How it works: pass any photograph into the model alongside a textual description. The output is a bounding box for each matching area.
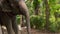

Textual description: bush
[49,16,58,32]
[30,15,45,29]
[16,15,60,32]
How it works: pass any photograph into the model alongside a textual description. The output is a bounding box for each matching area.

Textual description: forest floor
[2,26,60,34]
[20,27,60,34]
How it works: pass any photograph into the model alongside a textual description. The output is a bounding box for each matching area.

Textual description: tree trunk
[44,0,50,30]
[35,7,40,15]
[33,0,40,15]
[34,5,40,15]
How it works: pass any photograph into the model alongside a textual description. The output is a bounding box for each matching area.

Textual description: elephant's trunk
[25,11,31,34]
[18,0,31,34]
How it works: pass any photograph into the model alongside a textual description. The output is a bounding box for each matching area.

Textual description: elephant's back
[0,0,20,12]
[0,0,12,12]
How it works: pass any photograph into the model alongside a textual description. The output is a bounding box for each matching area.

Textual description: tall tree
[44,0,50,30]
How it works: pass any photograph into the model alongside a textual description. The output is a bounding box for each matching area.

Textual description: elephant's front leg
[0,25,2,34]
[11,16,19,34]
[1,14,14,34]
[6,18,14,34]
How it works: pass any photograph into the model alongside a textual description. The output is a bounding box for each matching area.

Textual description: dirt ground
[20,28,60,34]
[2,27,60,34]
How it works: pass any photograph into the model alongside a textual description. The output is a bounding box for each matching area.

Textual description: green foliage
[33,0,41,9]
[16,15,20,24]
[26,0,34,15]
[30,15,45,29]
[49,16,55,22]
[49,16,60,32]
[49,22,58,32]
[49,0,56,5]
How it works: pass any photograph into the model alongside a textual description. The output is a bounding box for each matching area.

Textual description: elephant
[7,0,31,33]
[0,0,31,34]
